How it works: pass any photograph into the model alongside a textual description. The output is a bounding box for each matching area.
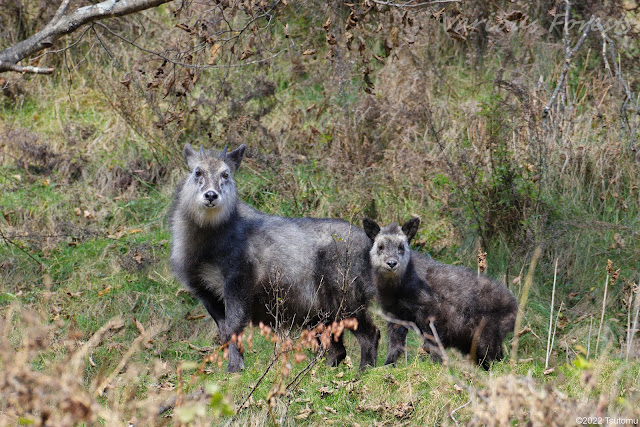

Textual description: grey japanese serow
[362,217,517,369]
[170,144,380,372]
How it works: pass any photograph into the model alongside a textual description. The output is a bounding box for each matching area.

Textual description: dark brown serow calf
[363,217,518,369]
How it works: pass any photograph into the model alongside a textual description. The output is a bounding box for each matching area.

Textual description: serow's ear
[183,144,198,169]
[401,217,420,242]
[362,217,381,241]
[225,144,246,172]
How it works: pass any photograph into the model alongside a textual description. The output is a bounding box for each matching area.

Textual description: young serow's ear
[225,144,246,172]
[362,217,381,241]
[401,217,420,242]
[183,144,198,169]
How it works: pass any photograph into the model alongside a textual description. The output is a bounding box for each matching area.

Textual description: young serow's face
[363,217,421,278]
[372,233,410,275]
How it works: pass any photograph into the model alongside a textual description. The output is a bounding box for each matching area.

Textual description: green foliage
[448,92,544,246]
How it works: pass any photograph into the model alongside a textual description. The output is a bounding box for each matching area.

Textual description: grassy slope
[1,3,640,425]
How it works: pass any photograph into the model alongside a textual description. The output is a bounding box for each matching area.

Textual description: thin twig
[450,399,471,427]
[156,389,205,415]
[627,282,639,361]
[0,61,54,74]
[545,258,558,369]
[595,273,610,356]
[69,316,125,375]
[428,317,449,366]
[94,323,165,397]
[511,247,542,364]
[286,350,325,392]
[48,0,74,28]
[587,315,593,358]
[238,349,281,410]
[375,310,422,336]
[549,301,564,364]
[543,14,595,115]
[0,226,44,266]
[372,0,461,7]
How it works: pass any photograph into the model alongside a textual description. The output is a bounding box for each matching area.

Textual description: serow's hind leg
[326,334,347,367]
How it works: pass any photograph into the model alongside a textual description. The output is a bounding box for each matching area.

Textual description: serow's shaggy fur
[169,144,379,372]
[363,217,517,369]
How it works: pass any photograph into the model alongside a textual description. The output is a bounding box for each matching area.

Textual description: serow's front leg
[384,323,408,365]
[222,291,249,373]
[352,311,380,370]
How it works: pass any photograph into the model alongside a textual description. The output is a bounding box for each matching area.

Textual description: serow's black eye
[195,168,202,177]
[221,171,229,180]
[378,243,385,251]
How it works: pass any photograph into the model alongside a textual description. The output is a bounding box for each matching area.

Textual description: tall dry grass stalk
[596,260,620,356]
[549,301,564,366]
[595,273,610,356]
[511,246,542,365]
[587,316,593,359]
[627,281,639,361]
[545,258,558,369]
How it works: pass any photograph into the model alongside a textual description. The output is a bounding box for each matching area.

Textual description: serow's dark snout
[204,191,218,202]
[386,260,398,269]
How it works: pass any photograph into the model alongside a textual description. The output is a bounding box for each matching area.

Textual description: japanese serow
[169,144,379,372]
[363,217,517,369]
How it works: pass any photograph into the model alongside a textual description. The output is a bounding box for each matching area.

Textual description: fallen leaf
[318,386,334,397]
[239,47,254,60]
[302,49,317,55]
[344,355,353,368]
[324,406,337,414]
[323,16,332,31]
[98,287,112,296]
[543,367,555,375]
[188,343,214,352]
[208,43,222,65]
[133,251,144,265]
[185,313,207,321]
[134,318,145,334]
[295,405,314,420]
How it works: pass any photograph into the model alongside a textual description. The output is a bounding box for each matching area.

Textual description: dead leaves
[357,400,414,420]
[294,405,314,419]
[318,385,334,398]
[207,43,222,65]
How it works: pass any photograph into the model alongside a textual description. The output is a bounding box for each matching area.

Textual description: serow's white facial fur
[180,156,237,228]
[370,230,410,278]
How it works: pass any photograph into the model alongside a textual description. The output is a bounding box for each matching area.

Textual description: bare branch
[0,0,176,75]
[543,15,595,116]
[0,61,55,75]
[371,0,461,7]
[49,0,74,28]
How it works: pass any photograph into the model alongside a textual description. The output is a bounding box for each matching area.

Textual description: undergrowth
[1,0,640,425]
